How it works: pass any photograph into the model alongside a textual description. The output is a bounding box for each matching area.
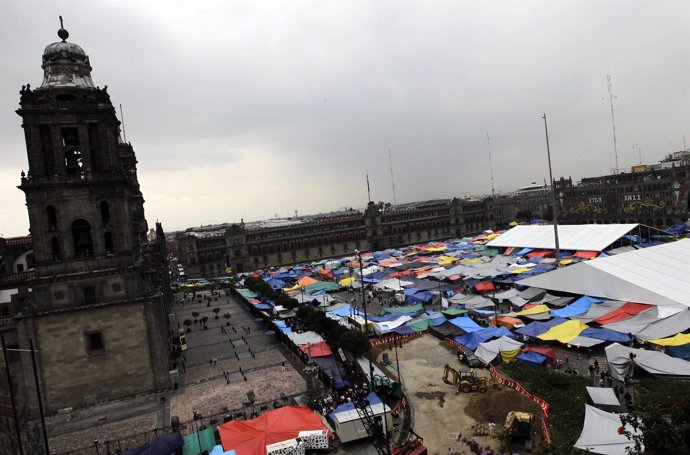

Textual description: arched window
[100,202,110,225]
[46,206,58,231]
[71,219,93,256]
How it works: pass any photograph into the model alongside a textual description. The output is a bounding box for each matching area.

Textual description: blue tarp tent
[312,355,349,389]
[551,296,602,318]
[666,343,690,360]
[426,311,446,326]
[455,327,515,350]
[448,316,482,333]
[123,433,184,455]
[517,351,548,366]
[329,393,382,421]
[264,277,286,289]
[328,305,363,318]
[515,317,567,338]
[209,446,236,455]
[580,327,631,343]
[407,291,435,305]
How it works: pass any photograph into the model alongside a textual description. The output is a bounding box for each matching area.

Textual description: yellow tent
[509,267,532,275]
[559,259,574,266]
[500,348,522,363]
[339,277,356,287]
[538,320,589,344]
[485,233,500,240]
[515,304,550,316]
[460,258,484,265]
[649,333,690,346]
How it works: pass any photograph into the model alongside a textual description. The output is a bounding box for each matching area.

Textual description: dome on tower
[39,23,95,89]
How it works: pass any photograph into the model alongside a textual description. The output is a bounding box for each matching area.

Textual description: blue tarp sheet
[517,351,547,366]
[407,291,435,305]
[580,327,631,343]
[551,296,602,318]
[455,327,515,350]
[312,355,349,389]
[329,393,382,421]
[448,316,482,333]
[328,305,362,318]
[515,317,567,337]
[666,343,690,360]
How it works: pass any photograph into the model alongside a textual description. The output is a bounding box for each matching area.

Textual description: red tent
[594,302,653,325]
[522,346,557,361]
[299,341,333,358]
[220,406,331,455]
[475,282,495,292]
[574,251,599,259]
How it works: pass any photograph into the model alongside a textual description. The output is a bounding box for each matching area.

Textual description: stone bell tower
[14,20,171,412]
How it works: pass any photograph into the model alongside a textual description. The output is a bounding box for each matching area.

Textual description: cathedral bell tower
[15,21,171,412]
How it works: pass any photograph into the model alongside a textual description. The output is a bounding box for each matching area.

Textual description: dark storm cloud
[1,1,688,235]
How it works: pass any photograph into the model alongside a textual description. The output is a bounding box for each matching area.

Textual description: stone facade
[7,25,172,415]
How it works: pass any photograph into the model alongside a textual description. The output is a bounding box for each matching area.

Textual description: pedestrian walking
[281,361,286,372]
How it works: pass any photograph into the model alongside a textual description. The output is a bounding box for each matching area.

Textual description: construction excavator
[503,411,534,452]
[442,364,488,393]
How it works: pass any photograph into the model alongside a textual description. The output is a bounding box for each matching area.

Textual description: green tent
[442,308,469,318]
[303,281,340,294]
[237,288,259,299]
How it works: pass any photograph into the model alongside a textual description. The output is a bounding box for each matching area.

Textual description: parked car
[457,347,483,368]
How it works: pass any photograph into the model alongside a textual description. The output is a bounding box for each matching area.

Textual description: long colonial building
[176,152,690,277]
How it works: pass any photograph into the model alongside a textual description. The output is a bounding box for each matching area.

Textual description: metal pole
[28,338,49,455]
[355,250,375,383]
[394,340,401,380]
[542,114,561,262]
[1,333,24,455]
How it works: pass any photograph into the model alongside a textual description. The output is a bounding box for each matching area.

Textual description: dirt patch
[464,388,544,424]
[414,390,446,408]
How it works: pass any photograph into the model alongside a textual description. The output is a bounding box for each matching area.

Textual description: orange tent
[220,406,331,455]
[492,316,524,329]
[297,276,318,287]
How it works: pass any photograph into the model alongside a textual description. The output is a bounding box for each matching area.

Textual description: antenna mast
[607,74,619,173]
[487,133,495,197]
[119,104,128,143]
[388,150,397,207]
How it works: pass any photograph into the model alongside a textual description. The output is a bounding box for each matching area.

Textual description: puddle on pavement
[414,390,446,407]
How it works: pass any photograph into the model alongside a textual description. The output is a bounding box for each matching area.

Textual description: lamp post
[542,113,561,262]
[355,249,375,383]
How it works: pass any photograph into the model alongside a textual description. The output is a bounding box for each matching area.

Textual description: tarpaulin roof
[518,239,690,307]
[595,302,653,325]
[586,387,621,407]
[568,336,606,348]
[522,346,557,360]
[311,356,348,389]
[300,341,333,358]
[487,224,641,251]
[491,316,524,329]
[571,300,627,323]
[580,327,631,343]
[574,404,641,455]
[517,351,547,365]
[448,294,494,309]
[210,446,237,455]
[219,406,330,455]
[538,320,588,344]
[329,393,389,424]
[515,317,568,337]
[633,308,690,341]
[455,327,515,350]
[515,304,550,316]
[649,332,690,346]
[380,304,423,314]
[605,343,690,381]
[448,316,483,333]
[474,336,523,365]
[551,296,602,318]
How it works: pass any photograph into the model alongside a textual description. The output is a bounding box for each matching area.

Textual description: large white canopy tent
[486,224,647,251]
[574,404,641,455]
[517,239,690,308]
[605,343,690,381]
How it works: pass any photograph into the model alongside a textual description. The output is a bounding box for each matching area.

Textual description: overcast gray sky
[2,1,689,237]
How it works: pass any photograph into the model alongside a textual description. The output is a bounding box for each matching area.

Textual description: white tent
[487,224,641,251]
[572,300,627,323]
[448,293,494,309]
[474,336,523,365]
[574,404,641,454]
[287,331,324,346]
[517,239,690,307]
[586,387,621,407]
[605,343,690,381]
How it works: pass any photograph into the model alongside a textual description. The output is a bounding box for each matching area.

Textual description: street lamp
[354,249,375,383]
[542,114,561,262]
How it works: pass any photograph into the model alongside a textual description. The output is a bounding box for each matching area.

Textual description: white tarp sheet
[373,316,413,336]
[487,224,640,251]
[586,387,621,407]
[448,293,494,309]
[518,239,690,307]
[572,300,627,323]
[574,404,641,454]
[605,343,690,381]
[474,336,523,365]
[287,331,324,346]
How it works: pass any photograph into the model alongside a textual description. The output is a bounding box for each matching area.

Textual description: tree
[213,307,220,319]
[339,329,370,357]
[619,396,690,454]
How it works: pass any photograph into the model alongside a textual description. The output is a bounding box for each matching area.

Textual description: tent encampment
[605,343,690,381]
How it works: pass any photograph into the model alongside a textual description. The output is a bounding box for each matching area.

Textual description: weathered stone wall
[35,302,154,411]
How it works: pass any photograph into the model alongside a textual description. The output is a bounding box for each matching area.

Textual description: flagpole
[542,114,561,262]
